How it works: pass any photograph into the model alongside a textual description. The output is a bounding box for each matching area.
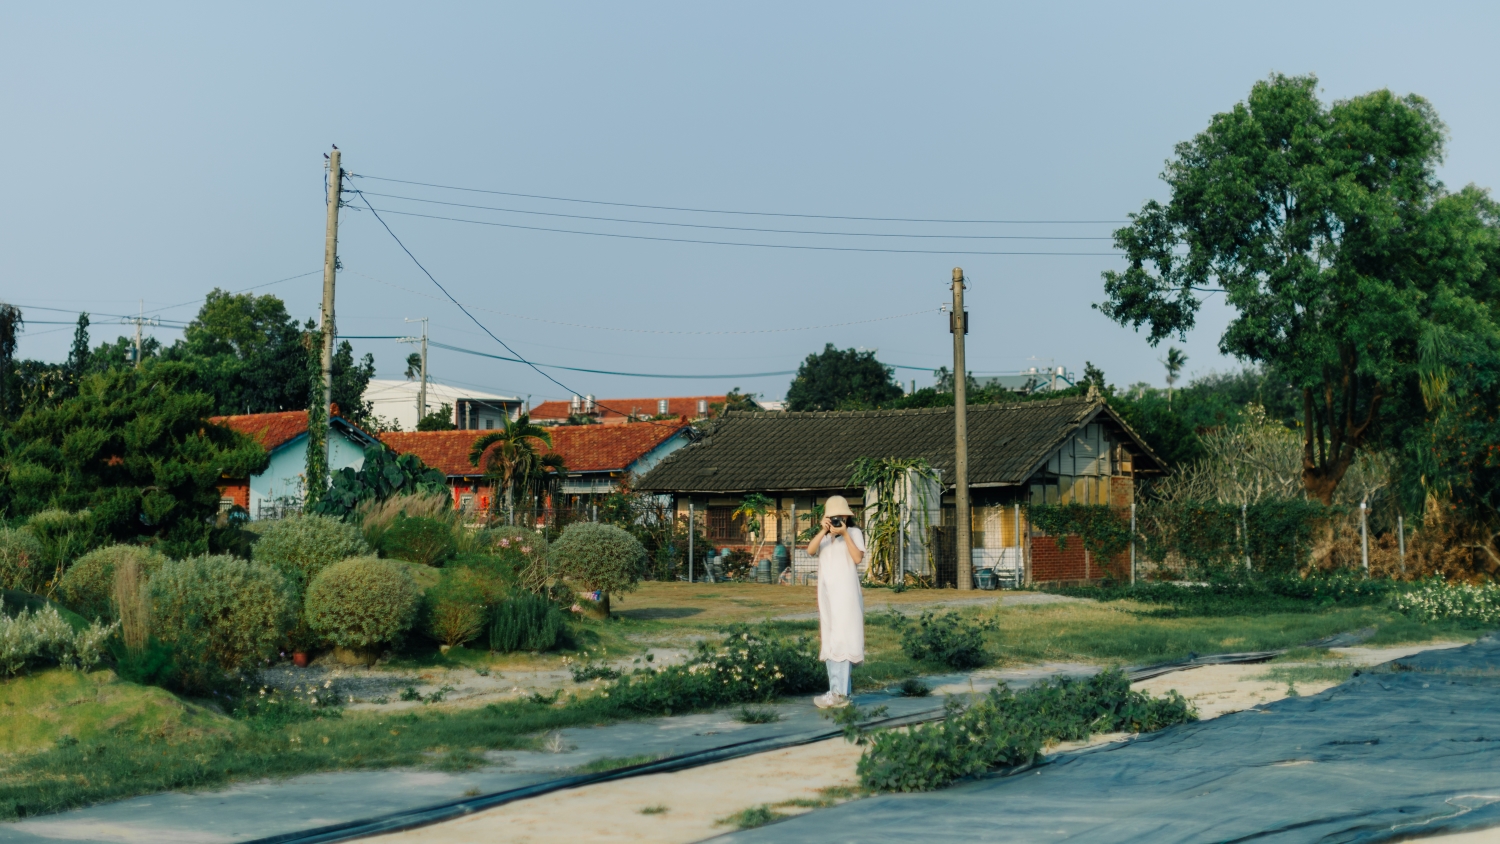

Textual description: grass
[736,707,782,724]
[639,804,668,815]
[0,580,1482,820]
[572,753,662,774]
[716,804,785,829]
[1255,664,1357,685]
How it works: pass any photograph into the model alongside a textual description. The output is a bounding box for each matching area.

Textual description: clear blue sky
[4,3,1497,406]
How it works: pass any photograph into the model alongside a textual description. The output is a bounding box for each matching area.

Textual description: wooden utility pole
[952,268,972,591]
[318,148,342,491]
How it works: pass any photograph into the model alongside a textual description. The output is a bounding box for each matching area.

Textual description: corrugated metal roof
[635,397,1165,493]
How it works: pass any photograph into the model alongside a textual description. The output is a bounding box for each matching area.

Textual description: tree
[417,402,456,431]
[786,344,903,411]
[166,290,309,416]
[0,301,23,416]
[0,363,268,554]
[404,353,423,380]
[1098,74,1497,504]
[1161,347,1187,405]
[711,387,762,416]
[468,414,553,519]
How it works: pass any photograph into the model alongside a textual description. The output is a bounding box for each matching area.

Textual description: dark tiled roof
[635,397,1165,493]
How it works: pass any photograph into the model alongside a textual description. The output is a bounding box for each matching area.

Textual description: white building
[364,379,524,432]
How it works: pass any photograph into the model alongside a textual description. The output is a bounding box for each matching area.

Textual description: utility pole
[123,301,159,369]
[400,317,429,424]
[315,147,342,497]
[951,268,972,591]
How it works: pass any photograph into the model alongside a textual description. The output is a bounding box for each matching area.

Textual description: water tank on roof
[570,395,582,414]
[658,399,669,415]
[584,395,596,413]
[697,399,708,416]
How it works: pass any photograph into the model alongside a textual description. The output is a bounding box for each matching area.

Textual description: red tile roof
[380,422,688,477]
[211,410,309,451]
[530,395,726,424]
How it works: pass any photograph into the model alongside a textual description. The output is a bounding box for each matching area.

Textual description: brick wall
[1029,535,1129,583]
[1110,475,1134,509]
[217,480,249,510]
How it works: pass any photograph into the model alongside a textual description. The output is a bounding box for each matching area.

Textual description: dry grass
[113,557,149,651]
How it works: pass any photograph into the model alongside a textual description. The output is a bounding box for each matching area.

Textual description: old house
[634,396,1166,585]
[211,409,379,518]
[380,421,692,519]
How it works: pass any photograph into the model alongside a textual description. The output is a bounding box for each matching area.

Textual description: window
[484,419,495,430]
[708,507,744,541]
[219,497,235,512]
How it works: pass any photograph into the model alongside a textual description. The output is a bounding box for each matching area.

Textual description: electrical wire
[352,173,1128,225]
[351,204,1122,256]
[351,191,693,429]
[346,269,937,336]
[357,191,1115,241]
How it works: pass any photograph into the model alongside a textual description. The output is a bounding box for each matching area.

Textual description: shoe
[813,692,850,709]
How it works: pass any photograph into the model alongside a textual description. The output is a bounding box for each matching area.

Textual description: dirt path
[358,641,1468,844]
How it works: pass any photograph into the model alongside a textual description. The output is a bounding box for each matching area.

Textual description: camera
[829,516,846,528]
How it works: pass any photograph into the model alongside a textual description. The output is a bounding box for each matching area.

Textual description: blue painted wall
[249,430,367,519]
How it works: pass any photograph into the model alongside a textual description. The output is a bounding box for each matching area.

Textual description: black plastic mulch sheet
[724,635,1500,844]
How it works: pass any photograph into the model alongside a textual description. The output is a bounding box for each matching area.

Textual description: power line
[352,173,1127,225]
[347,268,938,336]
[351,203,1121,256]
[156,269,324,313]
[357,191,1115,241]
[351,192,688,430]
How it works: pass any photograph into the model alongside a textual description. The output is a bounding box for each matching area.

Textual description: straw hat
[824,495,855,518]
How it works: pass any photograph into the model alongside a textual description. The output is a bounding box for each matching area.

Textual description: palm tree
[1162,346,1188,406]
[469,413,553,524]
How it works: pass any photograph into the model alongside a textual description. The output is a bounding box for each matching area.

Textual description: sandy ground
[359,640,1471,844]
[364,738,866,844]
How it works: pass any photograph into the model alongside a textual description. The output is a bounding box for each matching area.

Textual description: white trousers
[826,659,852,696]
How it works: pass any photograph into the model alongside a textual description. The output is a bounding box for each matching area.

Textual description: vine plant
[849,457,940,585]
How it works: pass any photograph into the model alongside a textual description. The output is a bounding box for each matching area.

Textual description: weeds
[736,706,782,724]
[573,753,661,774]
[717,804,784,829]
[640,804,668,815]
[896,678,931,697]
[895,610,995,670]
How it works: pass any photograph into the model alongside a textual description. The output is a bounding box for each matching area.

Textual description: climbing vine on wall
[1029,504,1132,559]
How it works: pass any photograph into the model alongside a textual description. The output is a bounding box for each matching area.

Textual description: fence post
[1241,503,1250,572]
[1360,499,1370,576]
[1397,514,1406,574]
[1014,502,1021,587]
[1129,500,1137,586]
[688,497,695,584]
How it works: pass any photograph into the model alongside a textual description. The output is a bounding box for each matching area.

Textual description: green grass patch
[717,804,785,829]
[1255,664,1356,685]
[639,804,668,815]
[0,670,232,755]
[736,706,782,724]
[573,753,662,774]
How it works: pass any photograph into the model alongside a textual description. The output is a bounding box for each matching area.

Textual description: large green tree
[786,344,904,411]
[1099,74,1499,504]
[0,363,268,554]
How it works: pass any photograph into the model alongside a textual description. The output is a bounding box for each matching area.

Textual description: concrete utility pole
[952,268,972,591]
[401,317,429,423]
[320,148,342,484]
[123,301,159,369]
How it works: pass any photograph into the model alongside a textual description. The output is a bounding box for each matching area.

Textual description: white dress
[814,528,866,664]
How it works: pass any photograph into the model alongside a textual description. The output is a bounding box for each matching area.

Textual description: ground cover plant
[850,670,1196,792]
[1392,579,1500,625]
[891,609,995,670]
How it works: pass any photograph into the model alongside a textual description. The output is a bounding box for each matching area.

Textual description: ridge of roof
[719,396,1099,420]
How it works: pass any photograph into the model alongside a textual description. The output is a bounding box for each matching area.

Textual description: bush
[308,446,448,522]
[251,515,369,593]
[110,636,234,698]
[490,592,570,653]
[0,529,47,595]
[586,624,824,717]
[856,670,1195,792]
[355,492,454,553]
[895,610,995,670]
[423,567,501,648]
[149,555,296,671]
[1049,573,1401,618]
[22,510,102,586]
[56,544,166,622]
[1393,579,1500,624]
[0,597,115,677]
[380,515,458,567]
[305,556,421,650]
[549,522,645,610]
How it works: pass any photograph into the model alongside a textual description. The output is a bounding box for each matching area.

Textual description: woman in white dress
[805,495,865,708]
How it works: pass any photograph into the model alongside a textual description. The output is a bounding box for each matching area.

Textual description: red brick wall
[1110,475,1134,509]
[217,480,249,509]
[1029,535,1129,583]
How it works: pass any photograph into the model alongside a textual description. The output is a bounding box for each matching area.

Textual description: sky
[4,2,1498,411]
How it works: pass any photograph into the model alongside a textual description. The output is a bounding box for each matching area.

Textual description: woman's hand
[820,516,833,534]
[829,519,848,538]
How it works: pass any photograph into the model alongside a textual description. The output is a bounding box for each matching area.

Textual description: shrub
[355,492,454,552]
[1393,579,1500,624]
[308,446,448,522]
[0,529,47,594]
[895,610,995,670]
[856,670,1195,792]
[305,556,420,651]
[148,555,296,671]
[110,636,233,697]
[490,592,570,653]
[22,510,102,588]
[721,549,755,580]
[0,597,115,677]
[422,567,498,648]
[549,523,645,611]
[586,624,824,717]
[56,545,166,622]
[380,516,458,567]
[251,515,369,593]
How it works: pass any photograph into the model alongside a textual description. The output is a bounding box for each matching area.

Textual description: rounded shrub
[57,544,167,622]
[379,515,457,567]
[148,555,296,671]
[0,529,47,594]
[305,556,420,650]
[548,522,645,616]
[423,567,501,648]
[251,515,369,592]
